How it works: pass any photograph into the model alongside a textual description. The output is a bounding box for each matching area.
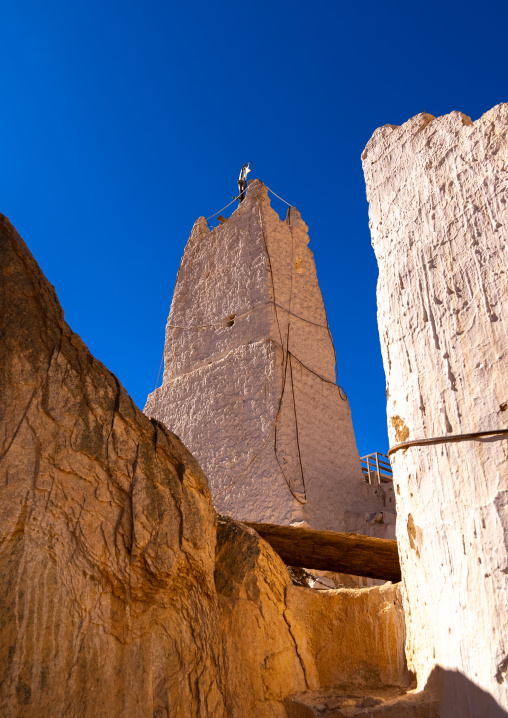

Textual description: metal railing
[360,452,393,485]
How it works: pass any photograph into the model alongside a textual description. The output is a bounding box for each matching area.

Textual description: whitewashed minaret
[145,180,393,533]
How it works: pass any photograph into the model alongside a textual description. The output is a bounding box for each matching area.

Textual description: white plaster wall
[363,104,508,711]
[146,180,389,533]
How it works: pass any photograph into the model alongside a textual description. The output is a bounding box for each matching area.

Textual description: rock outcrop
[145,179,394,536]
[363,103,508,713]
[0,213,226,716]
[0,214,408,716]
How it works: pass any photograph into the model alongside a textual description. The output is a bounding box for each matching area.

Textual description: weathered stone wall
[363,104,508,710]
[145,180,393,534]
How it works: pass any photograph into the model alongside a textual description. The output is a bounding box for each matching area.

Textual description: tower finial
[237,162,252,203]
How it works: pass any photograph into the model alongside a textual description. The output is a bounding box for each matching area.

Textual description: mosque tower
[145,179,394,535]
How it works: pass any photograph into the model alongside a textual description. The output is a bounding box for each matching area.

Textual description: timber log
[244,521,401,583]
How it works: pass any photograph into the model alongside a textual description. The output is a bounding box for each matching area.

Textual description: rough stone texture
[0,213,226,717]
[145,179,393,536]
[216,517,409,717]
[363,103,508,713]
[0,213,407,716]
[216,517,310,717]
[285,581,407,691]
[285,686,439,717]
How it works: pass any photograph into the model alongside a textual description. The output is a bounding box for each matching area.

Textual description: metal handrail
[360,452,393,485]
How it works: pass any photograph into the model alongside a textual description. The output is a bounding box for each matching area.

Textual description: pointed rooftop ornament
[237,162,252,202]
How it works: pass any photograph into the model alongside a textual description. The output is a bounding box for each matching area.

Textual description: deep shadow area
[428,665,508,718]
[285,665,508,717]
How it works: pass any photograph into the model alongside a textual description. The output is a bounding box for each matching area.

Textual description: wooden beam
[243,521,401,583]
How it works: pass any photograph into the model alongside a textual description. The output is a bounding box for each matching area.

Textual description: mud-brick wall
[146,180,389,533]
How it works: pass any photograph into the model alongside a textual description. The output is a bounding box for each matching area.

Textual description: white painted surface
[363,104,508,710]
[146,180,392,532]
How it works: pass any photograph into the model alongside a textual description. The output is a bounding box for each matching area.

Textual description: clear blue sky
[1,0,506,456]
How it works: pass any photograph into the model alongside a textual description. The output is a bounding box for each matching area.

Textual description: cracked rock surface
[0,213,226,716]
[363,103,508,711]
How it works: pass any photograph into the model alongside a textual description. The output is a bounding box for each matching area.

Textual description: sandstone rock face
[216,517,311,717]
[0,214,226,717]
[285,578,407,691]
[0,213,407,716]
[216,517,408,717]
[363,104,508,712]
[145,179,393,535]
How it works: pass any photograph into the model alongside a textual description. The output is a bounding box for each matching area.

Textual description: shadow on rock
[427,665,508,718]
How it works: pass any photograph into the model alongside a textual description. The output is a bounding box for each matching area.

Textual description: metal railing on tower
[360,453,393,485]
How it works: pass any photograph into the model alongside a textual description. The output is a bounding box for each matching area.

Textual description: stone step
[284,686,438,717]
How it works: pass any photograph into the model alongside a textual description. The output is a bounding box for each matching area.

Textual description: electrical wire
[388,429,508,456]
